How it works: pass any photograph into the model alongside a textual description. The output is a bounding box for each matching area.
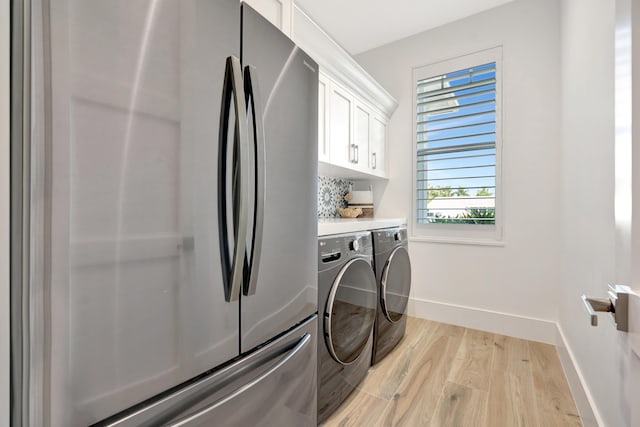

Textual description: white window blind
[416,62,497,225]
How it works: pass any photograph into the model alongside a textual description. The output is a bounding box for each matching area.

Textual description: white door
[623,158,640,425]
[616,1,640,425]
[631,302,640,427]
[625,137,640,426]
[627,80,640,427]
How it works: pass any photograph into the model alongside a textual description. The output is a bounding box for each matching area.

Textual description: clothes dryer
[371,226,412,365]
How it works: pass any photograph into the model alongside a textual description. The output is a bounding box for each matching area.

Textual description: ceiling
[295,0,516,55]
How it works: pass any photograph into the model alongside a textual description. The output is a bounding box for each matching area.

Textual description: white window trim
[411,46,503,244]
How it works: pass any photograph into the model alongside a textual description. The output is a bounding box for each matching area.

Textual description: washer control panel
[318,231,373,268]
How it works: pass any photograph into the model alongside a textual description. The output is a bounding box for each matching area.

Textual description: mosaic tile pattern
[318,176,353,217]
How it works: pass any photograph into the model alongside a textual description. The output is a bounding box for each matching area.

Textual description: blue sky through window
[416,62,497,223]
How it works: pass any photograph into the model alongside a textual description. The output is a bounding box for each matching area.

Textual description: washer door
[381,246,411,323]
[325,257,377,365]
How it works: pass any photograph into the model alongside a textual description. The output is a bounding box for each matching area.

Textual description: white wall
[557,0,629,426]
[356,0,562,342]
[1,0,10,425]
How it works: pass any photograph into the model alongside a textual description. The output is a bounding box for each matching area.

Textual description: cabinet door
[241,0,292,37]
[329,85,353,167]
[371,116,387,175]
[318,75,329,162]
[353,104,370,171]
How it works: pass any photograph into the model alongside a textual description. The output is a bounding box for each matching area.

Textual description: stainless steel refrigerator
[10,1,318,425]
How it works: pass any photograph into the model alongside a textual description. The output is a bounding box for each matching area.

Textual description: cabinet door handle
[354,145,359,164]
[372,152,377,169]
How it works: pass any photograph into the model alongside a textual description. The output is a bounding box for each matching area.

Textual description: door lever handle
[581,295,612,326]
[581,285,631,331]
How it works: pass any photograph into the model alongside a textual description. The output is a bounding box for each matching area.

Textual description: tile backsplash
[318,176,352,218]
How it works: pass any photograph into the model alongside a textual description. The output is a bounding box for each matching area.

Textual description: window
[413,48,502,241]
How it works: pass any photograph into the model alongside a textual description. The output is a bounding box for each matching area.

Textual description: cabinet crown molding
[293,4,398,118]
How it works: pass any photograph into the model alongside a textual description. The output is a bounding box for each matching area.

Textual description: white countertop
[318,217,407,236]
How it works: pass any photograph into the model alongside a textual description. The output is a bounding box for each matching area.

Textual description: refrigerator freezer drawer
[98,315,318,427]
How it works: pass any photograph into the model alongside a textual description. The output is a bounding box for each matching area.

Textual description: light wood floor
[323,317,582,427]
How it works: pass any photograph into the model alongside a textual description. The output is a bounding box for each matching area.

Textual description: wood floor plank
[528,341,582,426]
[321,388,392,427]
[448,328,495,391]
[357,342,412,400]
[432,321,467,339]
[486,369,539,427]
[430,381,488,427]
[404,316,438,346]
[492,334,532,377]
[358,318,437,399]
[383,323,464,426]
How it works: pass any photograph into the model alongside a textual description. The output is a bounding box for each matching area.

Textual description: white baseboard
[555,325,603,427]
[407,297,558,344]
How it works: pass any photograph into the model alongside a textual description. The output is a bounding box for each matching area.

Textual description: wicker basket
[337,207,363,218]
[348,203,374,218]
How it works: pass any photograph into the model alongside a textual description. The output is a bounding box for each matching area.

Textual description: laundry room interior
[4,0,640,426]
[311,0,640,425]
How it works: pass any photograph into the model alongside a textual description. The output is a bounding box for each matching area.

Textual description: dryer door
[381,246,411,323]
[324,257,377,365]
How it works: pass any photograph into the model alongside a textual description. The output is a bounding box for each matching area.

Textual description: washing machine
[371,226,412,365]
[317,231,378,423]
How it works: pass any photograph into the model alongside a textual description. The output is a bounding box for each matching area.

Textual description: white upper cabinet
[241,0,292,38]
[319,72,389,178]
[292,4,397,179]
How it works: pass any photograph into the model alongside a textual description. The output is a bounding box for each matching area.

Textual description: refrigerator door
[44,0,241,425]
[240,5,319,352]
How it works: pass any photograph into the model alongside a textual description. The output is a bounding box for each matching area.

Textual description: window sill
[409,235,505,247]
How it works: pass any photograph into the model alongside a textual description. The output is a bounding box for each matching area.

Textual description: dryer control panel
[374,227,407,247]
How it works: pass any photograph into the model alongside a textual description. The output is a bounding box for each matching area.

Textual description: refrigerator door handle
[243,65,265,296]
[218,56,249,302]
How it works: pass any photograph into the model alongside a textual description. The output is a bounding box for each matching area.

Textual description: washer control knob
[394,232,401,241]
[350,239,360,251]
